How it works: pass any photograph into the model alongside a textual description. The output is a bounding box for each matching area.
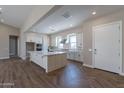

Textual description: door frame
[9,35,18,57]
[92,21,122,74]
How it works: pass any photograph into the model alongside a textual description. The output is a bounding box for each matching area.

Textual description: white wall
[21,5,54,32]
[20,5,54,59]
[50,26,83,47]
[0,23,20,59]
[82,10,124,73]
[50,9,124,73]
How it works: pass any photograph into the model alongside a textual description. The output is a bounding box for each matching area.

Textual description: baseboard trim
[119,72,124,76]
[0,57,10,60]
[83,64,93,68]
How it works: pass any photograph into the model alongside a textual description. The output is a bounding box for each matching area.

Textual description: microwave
[36,44,42,51]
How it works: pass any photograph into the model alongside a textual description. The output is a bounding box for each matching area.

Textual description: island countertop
[43,51,66,56]
[29,51,66,56]
[29,51,67,73]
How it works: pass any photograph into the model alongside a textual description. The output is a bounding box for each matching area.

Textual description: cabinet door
[76,32,83,49]
[35,35,42,43]
[74,51,79,61]
[33,53,39,65]
[30,53,34,61]
[79,51,83,62]
[57,54,65,68]
[35,54,42,66]
[48,55,56,70]
[67,52,71,59]
[61,54,67,66]
[42,56,47,69]
[77,52,82,62]
[69,51,75,60]
[67,52,70,59]
[76,51,83,62]
[27,33,35,42]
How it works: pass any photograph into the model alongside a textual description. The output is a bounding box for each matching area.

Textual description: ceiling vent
[62,12,71,19]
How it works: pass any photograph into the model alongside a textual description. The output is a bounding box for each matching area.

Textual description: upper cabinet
[26,33,35,42]
[35,35,42,43]
[26,33,42,43]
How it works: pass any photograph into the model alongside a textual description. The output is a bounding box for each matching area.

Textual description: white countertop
[29,51,66,56]
[43,51,66,56]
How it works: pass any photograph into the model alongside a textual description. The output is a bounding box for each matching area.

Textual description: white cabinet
[74,51,83,62]
[67,50,83,62]
[76,32,83,49]
[27,33,36,42]
[30,52,67,73]
[30,52,47,69]
[35,35,42,44]
[47,54,67,72]
[26,33,42,43]
[67,32,83,62]
[67,51,75,60]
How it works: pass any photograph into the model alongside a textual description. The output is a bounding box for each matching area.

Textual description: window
[68,33,77,49]
[55,36,63,49]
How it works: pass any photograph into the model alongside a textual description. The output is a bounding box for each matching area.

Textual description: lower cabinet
[30,53,47,68]
[47,54,67,72]
[67,50,83,62]
[67,51,73,60]
[30,52,67,73]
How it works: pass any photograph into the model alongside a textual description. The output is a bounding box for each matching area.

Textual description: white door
[93,22,121,73]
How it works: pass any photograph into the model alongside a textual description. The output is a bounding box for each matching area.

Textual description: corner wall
[82,10,124,73]
[0,23,20,59]
[50,27,83,46]
[19,5,55,60]
[50,9,124,73]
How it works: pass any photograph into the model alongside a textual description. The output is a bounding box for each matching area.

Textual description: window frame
[55,36,63,49]
[67,33,77,49]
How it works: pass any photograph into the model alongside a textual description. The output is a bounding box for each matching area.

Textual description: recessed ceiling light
[70,24,73,27]
[1,19,4,23]
[49,26,53,29]
[92,11,96,15]
[0,8,2,14]
[0,8,2,11]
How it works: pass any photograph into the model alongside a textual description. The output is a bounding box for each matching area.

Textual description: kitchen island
[29,51,67,73]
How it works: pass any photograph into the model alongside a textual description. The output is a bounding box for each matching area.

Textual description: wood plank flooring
[0,58,124,88]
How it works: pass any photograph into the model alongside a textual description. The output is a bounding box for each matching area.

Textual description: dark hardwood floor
[0,58,124,88]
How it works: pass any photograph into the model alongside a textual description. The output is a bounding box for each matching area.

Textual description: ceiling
[0,5,34,28]
[31,5,124,34]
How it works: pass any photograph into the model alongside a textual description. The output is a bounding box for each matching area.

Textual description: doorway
[92,21,122,74]
[9,36,18,58]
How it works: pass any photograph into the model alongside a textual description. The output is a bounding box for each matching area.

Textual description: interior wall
[50,26,83,46]
[20,6,54,60]
[50,9,124,73]
[0,23,20,59]
[82,10,124,73]
[21,5,54,32]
